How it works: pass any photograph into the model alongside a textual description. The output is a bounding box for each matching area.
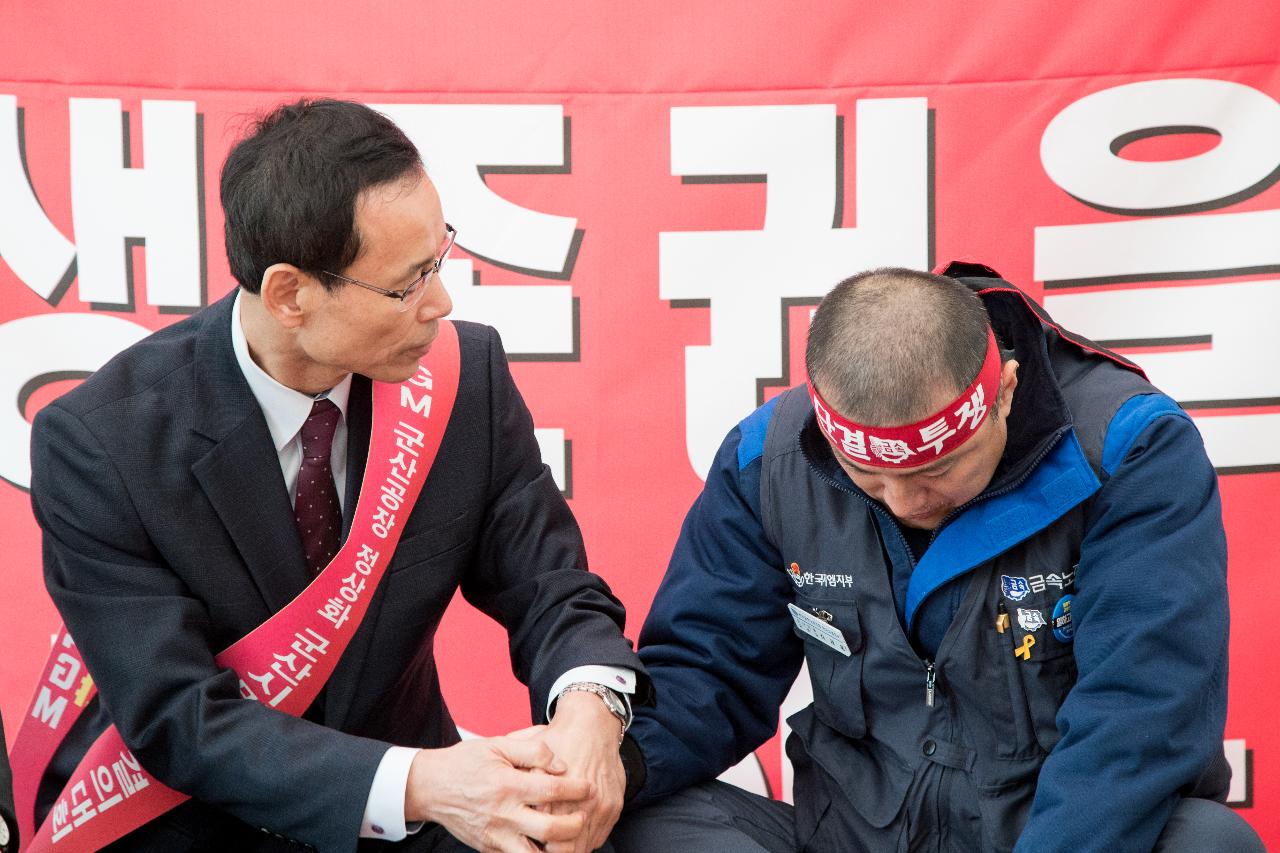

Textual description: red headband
[809,328,1001,469]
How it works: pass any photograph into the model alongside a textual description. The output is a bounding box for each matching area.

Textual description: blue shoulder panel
[1101,393,1189,476]
[904,430,1101,630]
[736,395,780,470]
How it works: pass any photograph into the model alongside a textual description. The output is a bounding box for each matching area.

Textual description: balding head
[805,268,994,426]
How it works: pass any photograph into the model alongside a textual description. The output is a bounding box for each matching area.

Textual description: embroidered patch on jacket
[1001,575,1031,601]
[1017,608,1047,632]
[787,562,854,589]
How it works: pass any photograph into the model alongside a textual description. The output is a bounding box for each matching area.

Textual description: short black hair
[805,267,994,425]
[220,98,423,293]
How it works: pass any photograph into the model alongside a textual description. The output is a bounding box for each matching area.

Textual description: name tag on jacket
[788,604,851,656]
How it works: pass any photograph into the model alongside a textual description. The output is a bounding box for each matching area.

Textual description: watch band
[556,681,631,740]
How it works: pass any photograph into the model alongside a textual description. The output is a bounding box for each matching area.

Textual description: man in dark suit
[30,99,648,853]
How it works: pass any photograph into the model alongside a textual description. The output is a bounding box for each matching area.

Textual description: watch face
[603,688,631,726]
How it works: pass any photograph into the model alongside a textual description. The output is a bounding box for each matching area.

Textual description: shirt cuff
[361,746,423,840]
[546,666,636,720]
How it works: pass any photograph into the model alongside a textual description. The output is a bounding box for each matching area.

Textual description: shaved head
[805,268,994,425]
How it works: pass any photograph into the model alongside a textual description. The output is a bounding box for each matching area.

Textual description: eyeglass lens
[397,226,455,312]
[398,272,430,312]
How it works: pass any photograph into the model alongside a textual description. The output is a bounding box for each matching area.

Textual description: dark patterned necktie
[295,398,342,575]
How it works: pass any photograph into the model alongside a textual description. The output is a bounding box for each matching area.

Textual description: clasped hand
[406,694,625,853]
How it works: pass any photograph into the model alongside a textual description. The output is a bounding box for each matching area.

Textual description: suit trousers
[100,800,626,853]
[612,782,795,853]
[611,780,1264,853]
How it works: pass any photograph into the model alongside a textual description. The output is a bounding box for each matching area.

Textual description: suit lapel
[342,375,372,538]
[189,293,312,616]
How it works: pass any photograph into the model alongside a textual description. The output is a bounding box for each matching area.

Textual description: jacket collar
[189,290,313,615]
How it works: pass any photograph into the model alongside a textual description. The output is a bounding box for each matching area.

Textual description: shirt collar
[231,291,352,452]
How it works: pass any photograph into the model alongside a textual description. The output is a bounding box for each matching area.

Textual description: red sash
[8,320,461,852]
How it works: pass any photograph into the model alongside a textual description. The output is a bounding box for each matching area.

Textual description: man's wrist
[404,748,438,825]
[554,682,631,738]
[545,666,636,722]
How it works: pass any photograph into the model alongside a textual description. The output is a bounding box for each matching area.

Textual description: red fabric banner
[0,2,1275,845]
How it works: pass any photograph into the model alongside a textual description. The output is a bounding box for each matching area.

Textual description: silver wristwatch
[557,681,632,737]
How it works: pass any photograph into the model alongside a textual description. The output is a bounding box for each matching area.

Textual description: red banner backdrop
[1,1,1276,846]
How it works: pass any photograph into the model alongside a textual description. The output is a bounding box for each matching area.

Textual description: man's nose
[416,271,453,321]
[880,479,928,517]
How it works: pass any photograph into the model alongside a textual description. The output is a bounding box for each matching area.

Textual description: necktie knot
[302,398,340,460]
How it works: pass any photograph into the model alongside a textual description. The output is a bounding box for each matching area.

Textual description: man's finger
[505,724,547,740]
[517,805,586,845]
[497,737,569,774]
[540,840,572,853]
[540,832,591,853]
[497,833,546,853]
[550,804,614,853]
[513,768,594,805]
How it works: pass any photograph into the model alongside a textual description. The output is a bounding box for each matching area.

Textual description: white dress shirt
[230,294,633,840]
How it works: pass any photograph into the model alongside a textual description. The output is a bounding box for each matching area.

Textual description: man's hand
[528,690,627,853]
[405,734,593,853]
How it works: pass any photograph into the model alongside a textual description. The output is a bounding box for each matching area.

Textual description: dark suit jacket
[30,292,647,852]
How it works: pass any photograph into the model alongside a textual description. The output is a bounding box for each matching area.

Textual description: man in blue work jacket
[612,264,1263,852]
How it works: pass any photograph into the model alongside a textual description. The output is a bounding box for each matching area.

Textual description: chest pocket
[995,585,1078,754]
[792,588,866,740]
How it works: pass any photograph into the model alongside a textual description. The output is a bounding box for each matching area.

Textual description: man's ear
[997,359,1019,420]
[259,263,311,329]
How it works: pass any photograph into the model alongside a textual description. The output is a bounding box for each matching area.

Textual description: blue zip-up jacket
[630,275,1230,852]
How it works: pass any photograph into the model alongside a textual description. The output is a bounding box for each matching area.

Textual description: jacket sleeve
[32,401,390,853]
[627,421,804,806]
[1016,399,1230,852]
[456,325,649,720]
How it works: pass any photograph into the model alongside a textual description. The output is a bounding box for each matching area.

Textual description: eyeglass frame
[319,223,457,310]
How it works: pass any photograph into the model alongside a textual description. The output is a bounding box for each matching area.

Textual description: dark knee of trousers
[1154,798,1265,853]
[613,781,795,853]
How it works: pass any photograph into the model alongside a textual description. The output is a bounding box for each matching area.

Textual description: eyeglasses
[321,224,457,312]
